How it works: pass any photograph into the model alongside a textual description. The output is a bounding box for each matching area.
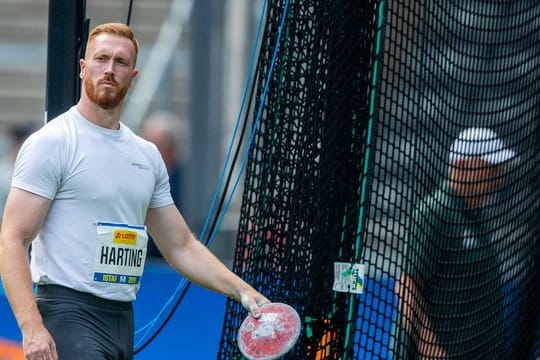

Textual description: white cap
[449,127,516,165]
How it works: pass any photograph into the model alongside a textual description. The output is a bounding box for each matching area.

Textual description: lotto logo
[113,230,138,245]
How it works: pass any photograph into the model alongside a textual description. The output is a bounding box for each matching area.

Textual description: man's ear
[129,68,139,88]
[79,58,86,78]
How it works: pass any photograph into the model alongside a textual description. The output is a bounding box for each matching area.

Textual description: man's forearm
[396,275,447,358]
[169,236,252,301]
[0,241,42,332]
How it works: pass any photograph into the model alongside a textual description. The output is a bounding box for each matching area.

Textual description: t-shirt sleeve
[11,129,63,200]
[148,144,175,209]
[404,196,441,279]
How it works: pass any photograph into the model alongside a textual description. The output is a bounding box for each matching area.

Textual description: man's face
[80,34,138,109]
[452,157,506,200]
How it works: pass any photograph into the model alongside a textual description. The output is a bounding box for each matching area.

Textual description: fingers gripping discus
[237,302,301,360]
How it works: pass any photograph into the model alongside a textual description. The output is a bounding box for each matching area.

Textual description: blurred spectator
[140,111,188,258]
[394,128,516,358]
[0,122,37,219]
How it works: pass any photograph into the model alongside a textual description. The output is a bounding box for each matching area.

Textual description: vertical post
[45,0,87,122]
[184,0,224,235]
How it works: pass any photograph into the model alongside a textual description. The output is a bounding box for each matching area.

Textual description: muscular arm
[145,205,269,315]
[0,187,57,359]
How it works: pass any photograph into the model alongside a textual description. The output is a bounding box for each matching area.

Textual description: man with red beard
[0,23,269,360]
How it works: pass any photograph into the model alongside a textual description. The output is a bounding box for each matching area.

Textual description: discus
[237,302,301,360]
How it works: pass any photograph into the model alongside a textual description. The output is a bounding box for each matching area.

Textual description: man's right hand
[22,323,58,360]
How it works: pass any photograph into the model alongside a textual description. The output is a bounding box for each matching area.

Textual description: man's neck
[75,99,122,130]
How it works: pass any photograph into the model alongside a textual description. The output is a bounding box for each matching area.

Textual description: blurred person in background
[394,127,516,359]
[0,122,36,220]
[140,111,188,258]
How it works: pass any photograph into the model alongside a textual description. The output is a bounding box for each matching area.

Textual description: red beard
[84,76,129,110]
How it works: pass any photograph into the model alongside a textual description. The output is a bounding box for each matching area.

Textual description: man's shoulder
[129,130,163,156]
[21,109,77,153]
[41,108,76,132]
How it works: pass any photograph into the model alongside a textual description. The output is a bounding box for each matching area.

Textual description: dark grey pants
[36,284,134,360]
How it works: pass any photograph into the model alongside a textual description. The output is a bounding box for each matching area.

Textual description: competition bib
[93,222,148,285]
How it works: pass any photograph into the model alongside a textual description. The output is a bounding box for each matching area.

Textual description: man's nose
[104,60,115,75]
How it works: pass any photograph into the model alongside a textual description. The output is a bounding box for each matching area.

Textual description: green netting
[217,1,540,359]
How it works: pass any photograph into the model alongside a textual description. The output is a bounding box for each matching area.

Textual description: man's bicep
[145,205,192,251]
[1,187,51,245]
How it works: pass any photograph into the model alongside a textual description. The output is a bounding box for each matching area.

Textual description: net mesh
[217,0,540,358]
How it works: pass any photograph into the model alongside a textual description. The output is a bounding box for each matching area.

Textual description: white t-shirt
[12,107,174,301]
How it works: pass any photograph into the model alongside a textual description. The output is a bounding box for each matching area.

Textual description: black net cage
[217,1,540,359]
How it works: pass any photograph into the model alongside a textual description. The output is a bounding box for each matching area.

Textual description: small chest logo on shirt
[462,229,478,249]
[132,162,150,170]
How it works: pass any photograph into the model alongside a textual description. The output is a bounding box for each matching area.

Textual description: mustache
[98,74,118,86]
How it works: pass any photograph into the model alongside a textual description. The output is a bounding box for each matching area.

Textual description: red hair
[85,23,139,65]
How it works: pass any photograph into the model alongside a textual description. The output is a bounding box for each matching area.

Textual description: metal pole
[184,0,224,234]
[45,0,87,122]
